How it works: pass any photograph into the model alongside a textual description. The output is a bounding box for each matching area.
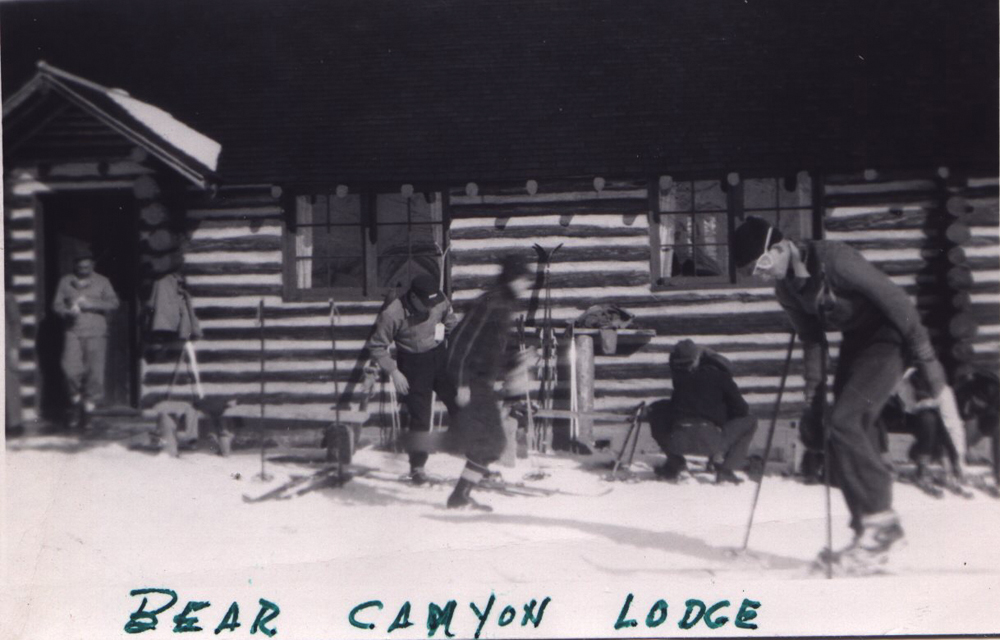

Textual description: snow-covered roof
[3,62,221,188]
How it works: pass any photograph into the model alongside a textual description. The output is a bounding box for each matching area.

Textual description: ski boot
[654,455,688,482]
[447,477,493,511]
[409,467,429,486]
[812,511,904,576]
[715,468,743,485]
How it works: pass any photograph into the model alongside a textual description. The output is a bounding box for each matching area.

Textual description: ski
[242,464,359,502]
[478,477,613,498]
[808,547,892,578]
[362,468,451,488]
[446,496,494,512]
[938,478,975,499]
[896,471,945,499]
[967,474,1000,498]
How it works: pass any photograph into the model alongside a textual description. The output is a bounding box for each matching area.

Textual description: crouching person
[444,255,532,510]
[650,340,758,484]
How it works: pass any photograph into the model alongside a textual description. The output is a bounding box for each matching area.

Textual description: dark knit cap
[498,254,530,284]
[409,274,443,304]
[670,339,701,367]
[732,216,783,268]
[73,248,95,263]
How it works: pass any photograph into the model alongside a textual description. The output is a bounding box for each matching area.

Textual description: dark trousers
[649,400,758,471]
[829,326,903,532]
[457,382,507,467]
[397,343,459,469]
[717,415,758,470]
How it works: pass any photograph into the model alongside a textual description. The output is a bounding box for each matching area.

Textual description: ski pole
[569,325,578,441]
[256,298,272,481]
[430,391,439,432]
[388,376,401,452]
[516,316,537,452]
[741,330,796,551]
[820,349,832,579]
[330,299,341,428]
[626,401,645,466]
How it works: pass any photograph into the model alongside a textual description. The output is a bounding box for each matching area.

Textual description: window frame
[282,189,450,302]
[648,174,820,291]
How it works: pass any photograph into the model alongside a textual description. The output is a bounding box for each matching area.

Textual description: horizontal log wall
[447,178,817,418]
[8,155,996,430]
[5,174,42,423]
[960,176,1000,370]
[140,187,390,417]
[150,171,1000,429]
[823,173,999,377]
[448,173,1000,423]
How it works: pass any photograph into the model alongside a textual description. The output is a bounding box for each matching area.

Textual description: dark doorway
[37,190,139,418]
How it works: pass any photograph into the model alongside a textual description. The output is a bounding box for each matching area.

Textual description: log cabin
[3,0,997,454]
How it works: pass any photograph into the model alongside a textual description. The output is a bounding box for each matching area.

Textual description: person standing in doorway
[732,216,954,572]
[52,249,119,426]
[444,255,533,510]
[368,274,460,483]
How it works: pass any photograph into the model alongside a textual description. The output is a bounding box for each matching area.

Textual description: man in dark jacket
[443,255,532,509]
[732,216,958,571]
[367,274,460,483]
[650,340,757,484]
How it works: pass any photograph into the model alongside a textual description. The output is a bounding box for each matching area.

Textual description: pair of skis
[533,243,562,453]
[359,468,611,498]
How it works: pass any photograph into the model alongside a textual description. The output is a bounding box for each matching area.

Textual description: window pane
[297,257,365,289]
[329,193,362,224]
[376,192,439,225]
[694,180,726,211]
[296,195,318,225]
[660,181,692,212]
[296,194,361,227]
[313,225,364,258]
[375,193,444,291]
[660,213,726,277]
[776,210,812,242]
[378,253,441,290]
[744,178,778,211]
[779,173,812,208]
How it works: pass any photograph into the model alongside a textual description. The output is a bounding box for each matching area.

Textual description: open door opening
[37,190,140,419]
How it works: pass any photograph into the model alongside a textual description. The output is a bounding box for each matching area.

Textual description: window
[285,191,447,300]
[652,179,730,285]
[649,174,814,288]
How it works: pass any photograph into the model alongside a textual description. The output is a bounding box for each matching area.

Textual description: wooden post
[575,334,595,446]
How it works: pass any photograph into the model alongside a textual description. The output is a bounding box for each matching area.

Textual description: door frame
[34,182,142,414]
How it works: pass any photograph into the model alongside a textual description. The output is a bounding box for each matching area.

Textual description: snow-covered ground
[3,433,999,639]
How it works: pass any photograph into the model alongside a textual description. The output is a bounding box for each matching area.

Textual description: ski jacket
[368,294,457,374]
[670,364,749,427]
[445,287,519,392]
[775,240,936,400]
